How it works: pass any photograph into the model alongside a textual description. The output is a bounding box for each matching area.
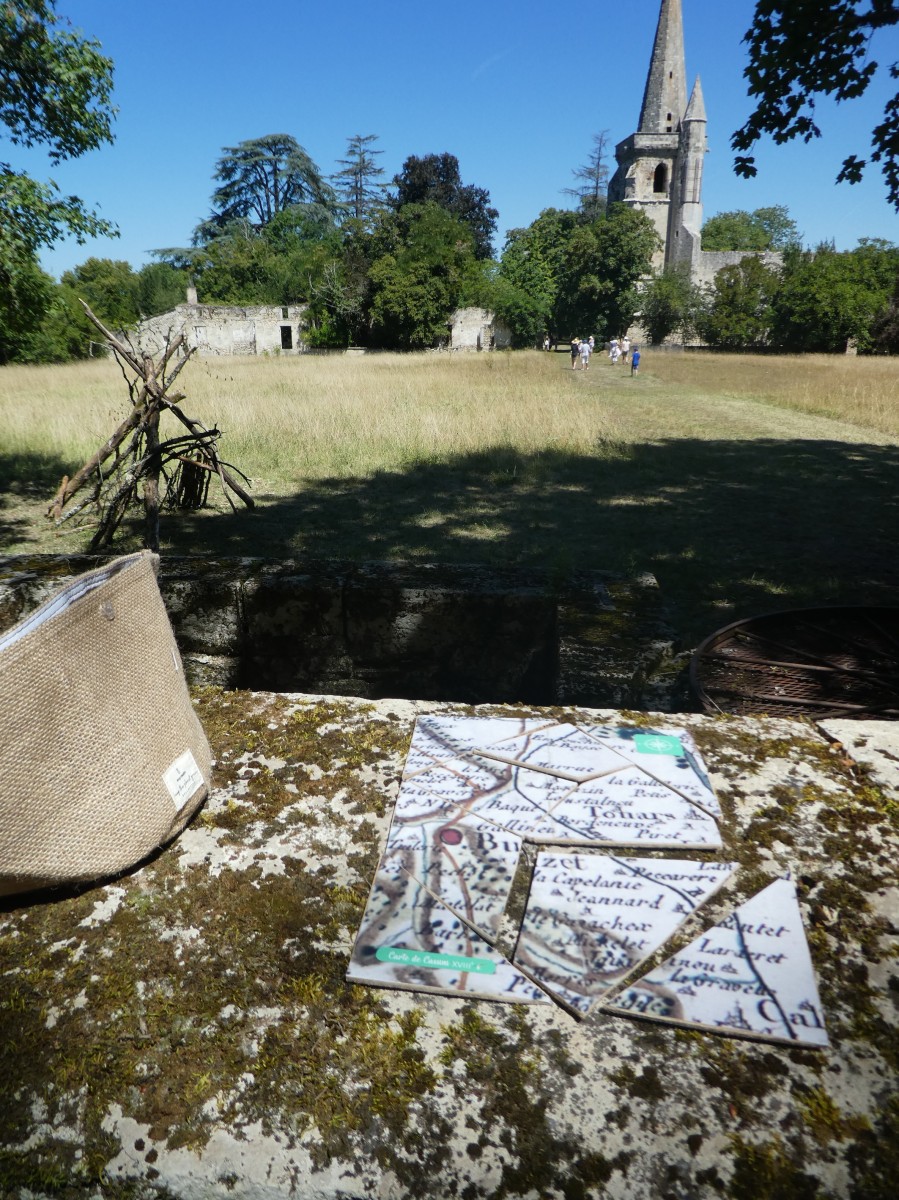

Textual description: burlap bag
[0,551,212,897]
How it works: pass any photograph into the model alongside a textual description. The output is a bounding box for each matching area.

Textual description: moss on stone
[438,1005,627,1198]
[727,1135,823,1200]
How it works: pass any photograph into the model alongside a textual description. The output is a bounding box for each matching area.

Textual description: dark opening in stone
[0,557,678,710]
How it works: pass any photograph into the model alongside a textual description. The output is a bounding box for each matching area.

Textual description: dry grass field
[1,348,897,645]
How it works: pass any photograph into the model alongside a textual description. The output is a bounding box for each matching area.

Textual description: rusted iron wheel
[690,607,899,720]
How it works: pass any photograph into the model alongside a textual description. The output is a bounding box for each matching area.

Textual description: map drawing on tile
[602,876,830,1047]
[349,715,733,1007]
[514,855,738,1015]
[346,847,550,1004]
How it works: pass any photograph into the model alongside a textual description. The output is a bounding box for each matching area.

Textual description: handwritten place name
[375,947,496,975]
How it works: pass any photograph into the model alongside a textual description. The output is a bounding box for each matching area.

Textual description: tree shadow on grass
[0,452,74,552]
[159,437,899,648]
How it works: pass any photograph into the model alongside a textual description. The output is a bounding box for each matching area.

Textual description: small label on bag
[163,749,204,811]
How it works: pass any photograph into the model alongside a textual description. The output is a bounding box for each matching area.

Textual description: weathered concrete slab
[1,694,896,1199]
[820,719,899,803]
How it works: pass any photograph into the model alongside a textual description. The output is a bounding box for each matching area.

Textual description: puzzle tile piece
[603,876,829,1047]
[347,851,549,1004]
[514,854,737,1014]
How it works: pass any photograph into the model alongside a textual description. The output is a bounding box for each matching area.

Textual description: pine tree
[332,134,388,223]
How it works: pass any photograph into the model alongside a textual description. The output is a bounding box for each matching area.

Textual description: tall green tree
[194,134,337,243]
[555,205,659,337]
[332,134,388,223]
[0,253,56,363]
[701,256,782,349]
[871,268,899,350]
[773,238,899,351]
[367,204,478,348]
[639,266,707,344]
[136,261,189,318]
[61,257,139,328]
[702,206,801,252]
[498,208,579,344]
[392,153,498,259]
[563,131,611,223]
[734,1,899,208]
[0,0,117,262]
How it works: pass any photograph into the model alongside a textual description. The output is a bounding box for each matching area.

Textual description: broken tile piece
[477,723,633,782]
[394,753,513,822]
[514,855,737,1014]
[347,853,549,1004]
[386,813,522,942]
[533,767,722,848]
[408,715,555,771]
[602,876,829,1047]
[579,725,721,817]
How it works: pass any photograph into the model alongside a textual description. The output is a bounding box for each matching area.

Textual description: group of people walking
[568,334,640,375]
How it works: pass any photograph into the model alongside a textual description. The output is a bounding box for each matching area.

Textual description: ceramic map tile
[407,715,555,772]
[602,876,829,1047]
[395,752,512,821]
[349,715,740,1011]
[531,767,723,848]
[385,812,521,941]
[476,723,633,782]
[347,849,550,1003]
[580,726,721,818]
[514,855,737,1015]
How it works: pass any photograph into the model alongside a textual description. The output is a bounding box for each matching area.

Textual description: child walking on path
[631,346,641,376]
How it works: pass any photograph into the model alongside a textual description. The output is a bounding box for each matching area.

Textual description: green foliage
[871,269,899,352]
[194,134,337,243]
[136,261,189,318]
[0,0,117,262]
[332,134,388,224]
[639,266,706,344]
[157,205,341,308]
[702,256,781,349]
[367,204,477,349]
[774,238,899,352]
[702,205,801,252]
[392,153,498,260]
[0,2,117,361]
[498,208,579,343]
[0,252,56,363]
[61,257,139,328]
[735,1,899,208]
[554,204,660,337]
[0,253,95,364]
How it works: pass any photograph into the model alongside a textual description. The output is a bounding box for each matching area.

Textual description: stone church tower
[607,0,708,278]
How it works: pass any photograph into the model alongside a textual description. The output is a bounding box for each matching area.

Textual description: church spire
[637,0,688,135]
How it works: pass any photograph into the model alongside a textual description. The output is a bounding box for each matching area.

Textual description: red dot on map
[439,828,463,845]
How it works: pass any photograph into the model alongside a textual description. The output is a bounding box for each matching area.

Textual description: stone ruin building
[137,291,307,358]
[136,294,507,357]
[609,0,781,289]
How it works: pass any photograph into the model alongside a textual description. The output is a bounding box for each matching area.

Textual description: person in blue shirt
[631,347,641,376]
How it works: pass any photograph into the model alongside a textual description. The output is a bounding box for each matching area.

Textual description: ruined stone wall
[693,249,783,289]
[137,303,308,357]
[449,308,512,351]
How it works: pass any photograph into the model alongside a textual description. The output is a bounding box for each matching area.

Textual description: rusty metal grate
[690,607,899,720]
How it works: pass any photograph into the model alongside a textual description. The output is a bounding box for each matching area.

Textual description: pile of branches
[48,303,253,551]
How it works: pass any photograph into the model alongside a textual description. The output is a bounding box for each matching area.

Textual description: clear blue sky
[10,0,898,278]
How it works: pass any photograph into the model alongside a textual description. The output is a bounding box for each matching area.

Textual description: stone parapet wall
[0,688,895,1197]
